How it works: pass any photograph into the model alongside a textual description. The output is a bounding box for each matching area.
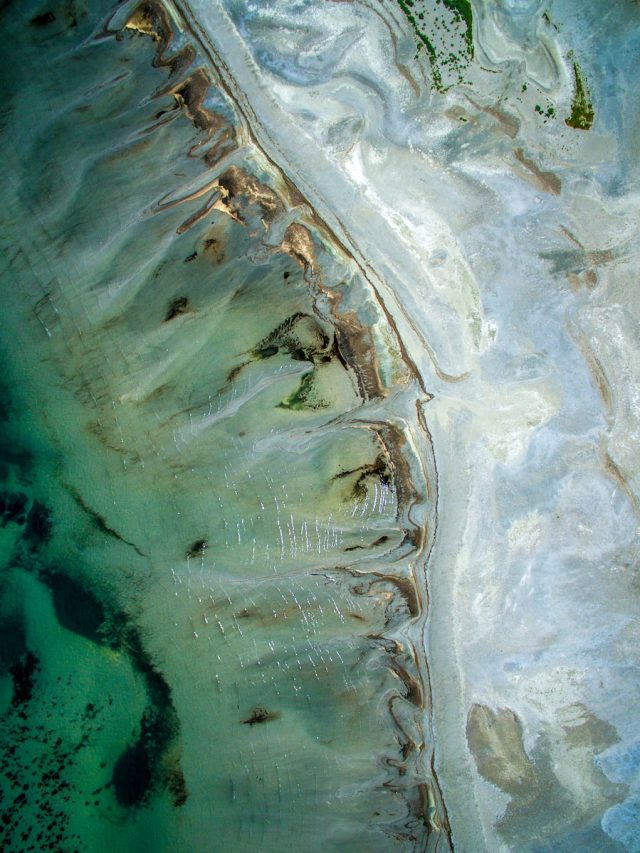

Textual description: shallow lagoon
[0,1,442,849]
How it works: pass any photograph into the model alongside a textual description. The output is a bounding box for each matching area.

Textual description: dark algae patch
[0,613,27,672]
[36,567,188,813]
[66,485,148,557]
[112,729,152,807]
[9,650,40,710]
[41,570,106,645]
[242,707,280,726]
[116,628,187,808]
[278,370,316,410]
[0,490,28,527]
[22,500,52,549]
[185,537,207,558]
[565,58,594,130]
[0,657,105,852]
[332,454,391,501]
[29,9,56,26]
[113,703,189,808]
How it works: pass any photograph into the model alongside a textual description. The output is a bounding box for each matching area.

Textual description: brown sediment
[378,423,421,513]
[388,658,424,707]
[176,190,222,233]
[603,448,639,515]
[465,94,520,138]
[348,611,366,621]
[164,43,197,78]
[164,296,189,321]
[385,694,421,765]
[218,165,281,222]
[136,105,182,137]
[385,756,408,776]
[353,570,420,619]
[415,400,438,511]
[324,217,433,390]
[561,703,620,749]
[279,223,316,271]
[587,247,615,267]
[400,525,424,552]
[366,634,404,657]
[202,129,236,168]
[118,6,402,414]
[225,362,246,385]
[342,420,422,523]
[416,781,445,833]
[203,236,220,254]
[332,310,384,400]
[381,573,420,618]
[559,228,609,291]
[118,0,437,411]
[121,2,238,144]
[386,692,419,738]
[568,269,598,292]
[141,382,174,404]
[468,703,624,843]
[573,334,612,411]
[400,739,415,761]
[85,420,142,465]
[234,606,260,619]
[123,2,170,44]
[466,704,536,795]
[155,177,222,212]
[343,533,391,552]
[514,148,562,196]
[170,68,217,132]
[225,599,347,626]
[584,269,598,288]
[560,224,585,250]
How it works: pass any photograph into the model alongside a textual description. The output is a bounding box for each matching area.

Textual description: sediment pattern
[0,0,448,850]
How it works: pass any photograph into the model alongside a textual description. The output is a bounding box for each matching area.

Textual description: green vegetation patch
[396,0,474,93]
[396,0,443,91]
[278,371,328,411]
[442,0,473,57]
[535,102,556,120]
[565,59,594,130]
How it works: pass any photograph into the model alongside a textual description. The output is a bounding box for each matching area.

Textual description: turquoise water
[0,1,441,850]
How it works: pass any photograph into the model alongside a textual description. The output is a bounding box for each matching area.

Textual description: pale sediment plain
[0,0,639,851]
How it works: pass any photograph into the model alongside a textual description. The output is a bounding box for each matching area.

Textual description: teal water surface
[0,1,443,850]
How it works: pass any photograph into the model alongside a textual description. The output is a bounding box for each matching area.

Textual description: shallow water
[0,1,443,850]
[1,0,639,851]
